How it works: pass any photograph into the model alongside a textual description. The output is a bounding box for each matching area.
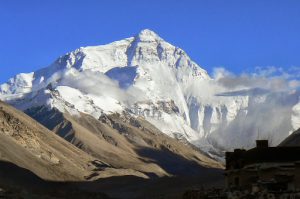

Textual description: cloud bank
[208,66,300,150]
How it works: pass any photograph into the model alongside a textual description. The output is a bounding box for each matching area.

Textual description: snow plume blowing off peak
[0,29,300,158]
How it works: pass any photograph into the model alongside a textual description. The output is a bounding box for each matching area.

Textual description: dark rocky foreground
[0,187,113,199]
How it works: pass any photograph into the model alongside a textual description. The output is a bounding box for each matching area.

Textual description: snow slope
[1,29,299,156]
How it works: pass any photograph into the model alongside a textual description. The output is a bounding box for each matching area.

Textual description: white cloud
[213,66,300,91]
[59,69,146,105]
[208,66,300,149]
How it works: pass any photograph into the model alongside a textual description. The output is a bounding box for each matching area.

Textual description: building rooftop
[226,140,300,170]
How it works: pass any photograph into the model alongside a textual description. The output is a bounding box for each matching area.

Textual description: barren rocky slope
[0,100,223,198]
[0,100,148,182]
[26,106,222,178]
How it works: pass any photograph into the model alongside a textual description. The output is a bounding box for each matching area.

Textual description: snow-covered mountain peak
[41,28,207,76]
[135,29,162,42]
[1,30,299,159]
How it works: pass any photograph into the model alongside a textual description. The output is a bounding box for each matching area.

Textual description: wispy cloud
[59,69,146,105]
[213,66,300,91]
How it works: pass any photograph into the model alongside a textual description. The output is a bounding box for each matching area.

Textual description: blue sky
[0,0,300,83]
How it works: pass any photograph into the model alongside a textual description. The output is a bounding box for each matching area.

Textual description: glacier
[0,29,299,158]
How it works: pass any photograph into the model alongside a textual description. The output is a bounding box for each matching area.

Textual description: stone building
[225,140,300,192]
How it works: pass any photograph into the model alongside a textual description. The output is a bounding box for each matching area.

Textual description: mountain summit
[0,30,299,158]
[136,29,162,42]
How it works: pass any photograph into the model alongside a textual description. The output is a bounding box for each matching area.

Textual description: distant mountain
[1,29,299,158]
[279,128,300,146]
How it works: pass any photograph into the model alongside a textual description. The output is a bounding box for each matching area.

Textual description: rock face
[0,29,299,158]
[0,100,172,181]
[0,100,93,181]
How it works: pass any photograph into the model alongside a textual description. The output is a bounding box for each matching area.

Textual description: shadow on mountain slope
[73,173,224,199]
[0,160,46,190]
[0,160,113,199]
[0,160,224,199]
[136,146,222,176]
